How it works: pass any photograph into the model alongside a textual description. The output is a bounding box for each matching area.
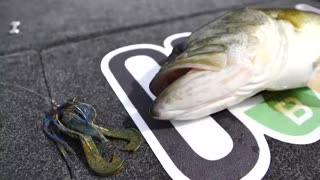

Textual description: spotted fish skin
[150,8,320,121]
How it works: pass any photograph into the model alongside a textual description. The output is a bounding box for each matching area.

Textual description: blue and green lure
[43,97,143,176]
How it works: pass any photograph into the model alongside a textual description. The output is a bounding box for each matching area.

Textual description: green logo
[245,88,320,136]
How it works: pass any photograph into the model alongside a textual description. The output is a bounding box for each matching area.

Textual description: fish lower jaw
[151,95,247,121]
[150,108,209,121]
[150,107,186,120]
[150,101,214,120]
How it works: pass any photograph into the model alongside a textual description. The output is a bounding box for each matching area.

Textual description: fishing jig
[43,97,143,176]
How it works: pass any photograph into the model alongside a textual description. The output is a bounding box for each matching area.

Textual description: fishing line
[0,81,77,178]
[0,81,57,107]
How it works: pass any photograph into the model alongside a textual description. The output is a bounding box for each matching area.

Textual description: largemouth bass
[149,8,320,120]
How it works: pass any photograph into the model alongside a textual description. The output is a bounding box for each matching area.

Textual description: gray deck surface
[1,0,320,179]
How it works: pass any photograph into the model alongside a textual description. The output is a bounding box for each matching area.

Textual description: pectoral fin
[308,64,320,93]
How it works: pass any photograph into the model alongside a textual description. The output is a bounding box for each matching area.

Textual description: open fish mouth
[148,61,253,120]
[150,52,227,96]
[149,68,209,120]
[149,67,192,96]
[148,54,222,120]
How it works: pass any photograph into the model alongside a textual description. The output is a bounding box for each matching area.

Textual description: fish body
[149,8,320,120]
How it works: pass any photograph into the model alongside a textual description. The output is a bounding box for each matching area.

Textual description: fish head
[149,45,253,120]
[149,8,283,120]
[149,8,320,120]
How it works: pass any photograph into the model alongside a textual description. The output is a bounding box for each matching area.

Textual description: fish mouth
[149,52,227,96]
[149,59,254,120]
[149,67,192,96]
[149,67,209,120]
[149,52,228,120]
[149,66,218,120]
